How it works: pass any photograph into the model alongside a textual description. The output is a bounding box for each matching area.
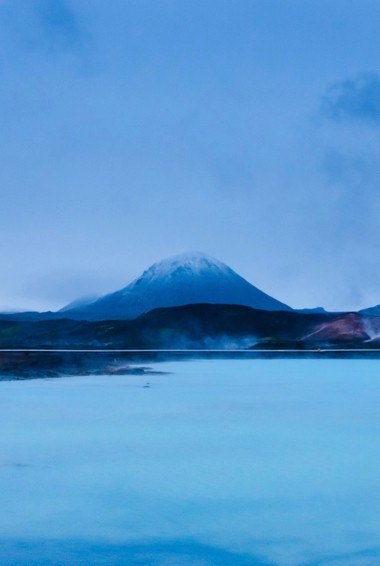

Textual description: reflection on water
[1,359,380,565]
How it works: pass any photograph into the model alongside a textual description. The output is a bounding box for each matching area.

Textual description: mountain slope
[62,252,292,320]
[359,305,380,316]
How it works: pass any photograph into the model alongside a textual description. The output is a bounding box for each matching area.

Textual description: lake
[1,358,380,565]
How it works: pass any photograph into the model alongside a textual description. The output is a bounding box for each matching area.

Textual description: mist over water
[1,359,380,565]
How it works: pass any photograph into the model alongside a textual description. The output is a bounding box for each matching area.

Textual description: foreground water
[1,359,380,565]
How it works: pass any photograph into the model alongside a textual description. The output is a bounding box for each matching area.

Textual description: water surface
[1,359,380,565]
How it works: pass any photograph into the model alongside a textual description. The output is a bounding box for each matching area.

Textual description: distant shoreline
[1,347,380,352]
[1,349,380,380]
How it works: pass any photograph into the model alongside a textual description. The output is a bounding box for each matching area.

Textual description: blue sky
[1,0,380,311]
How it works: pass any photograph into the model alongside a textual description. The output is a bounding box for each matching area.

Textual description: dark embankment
[1,303,380,377]
[0,303,379,350]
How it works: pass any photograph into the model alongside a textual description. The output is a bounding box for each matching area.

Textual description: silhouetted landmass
[1,304,379,350]
[1,303,380,377]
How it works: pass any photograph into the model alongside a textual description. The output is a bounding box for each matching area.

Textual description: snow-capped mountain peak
[61,252,292,320]
[126,251,230,289]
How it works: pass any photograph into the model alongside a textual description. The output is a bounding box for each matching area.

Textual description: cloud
[309,73,380,309]
[321,73,380,124]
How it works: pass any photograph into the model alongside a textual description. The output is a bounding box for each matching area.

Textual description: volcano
[61,252,292,320]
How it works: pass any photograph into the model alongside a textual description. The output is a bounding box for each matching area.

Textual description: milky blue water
[1,359,380,565]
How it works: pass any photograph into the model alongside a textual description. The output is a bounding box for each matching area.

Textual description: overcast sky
[1,0,380,312]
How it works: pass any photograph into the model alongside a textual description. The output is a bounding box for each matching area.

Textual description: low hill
[0,303,375,351]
